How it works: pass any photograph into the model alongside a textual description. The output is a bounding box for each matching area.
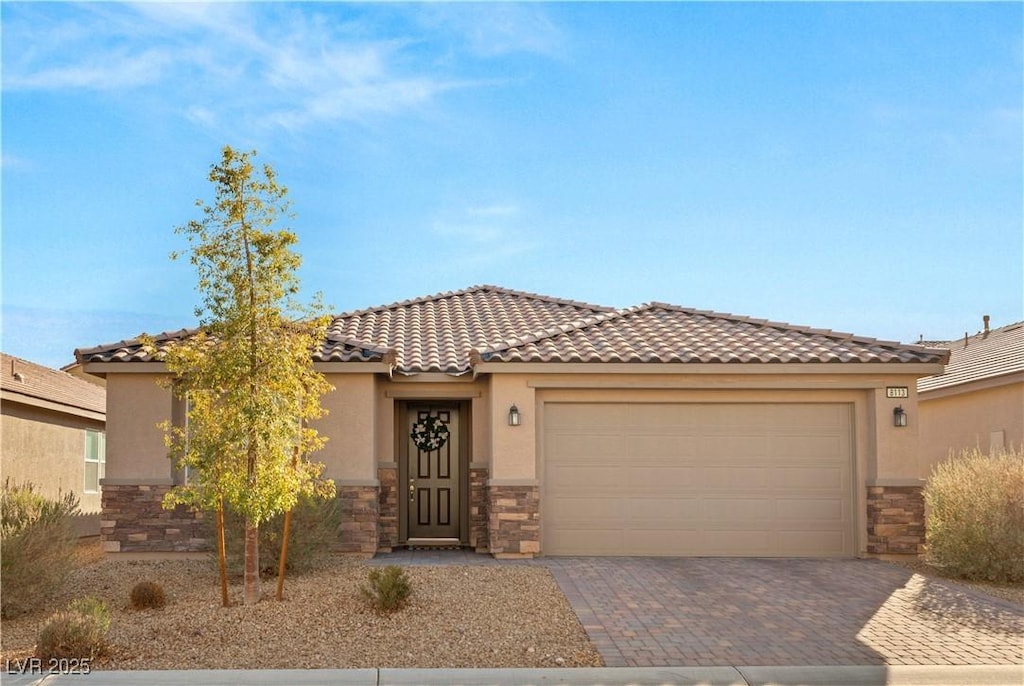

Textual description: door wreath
[410,415,450,452]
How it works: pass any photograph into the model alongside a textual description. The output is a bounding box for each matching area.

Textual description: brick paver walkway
[371,552,1024,667]
[540,557,1024,667]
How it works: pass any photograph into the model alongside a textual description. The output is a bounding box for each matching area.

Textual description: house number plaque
[886,386,909,399]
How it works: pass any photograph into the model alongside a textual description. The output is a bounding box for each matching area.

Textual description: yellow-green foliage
[1,480,80,618]
[924,447,1024,583]
[155,146,335,524]
[216,494,343,576]
[151,146,337,602]
[360,565,412,613]
[36,597,110,661]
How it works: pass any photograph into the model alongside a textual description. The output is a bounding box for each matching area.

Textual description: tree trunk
[217,499,229,607]
[244,518,261,604]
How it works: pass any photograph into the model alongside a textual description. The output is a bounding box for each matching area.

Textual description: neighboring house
[76,285,949,557]
[917,318,1024,472]
[1,353,107,531]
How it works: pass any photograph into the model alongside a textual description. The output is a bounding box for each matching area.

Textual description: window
[84,430,106,493]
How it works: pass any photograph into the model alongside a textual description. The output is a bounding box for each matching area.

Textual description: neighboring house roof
[1,353,106,418]
[917,320,1024,394]
[75,284,949,375]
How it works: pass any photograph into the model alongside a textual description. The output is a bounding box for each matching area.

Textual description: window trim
[83,429,106,493]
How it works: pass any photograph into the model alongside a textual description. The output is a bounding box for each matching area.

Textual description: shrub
[360,565,412,613]
[130,581,167,610]
[212,494,343,577]
[36,597,110,661]
[924,447,1024,583]
[1,480,80,618]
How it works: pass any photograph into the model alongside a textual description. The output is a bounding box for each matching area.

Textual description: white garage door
[542,402,855,556]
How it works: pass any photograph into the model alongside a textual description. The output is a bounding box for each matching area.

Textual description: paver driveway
[369,551,1024,668]
[540,557,1024,667]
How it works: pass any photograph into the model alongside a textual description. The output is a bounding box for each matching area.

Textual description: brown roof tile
[917,321,1024,393]
[320,285,612,374]
[479,304,949,365]
[1,353,105,415]
[75,285,948,374]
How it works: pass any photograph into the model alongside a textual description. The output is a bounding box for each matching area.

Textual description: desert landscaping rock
[0,557,603,670]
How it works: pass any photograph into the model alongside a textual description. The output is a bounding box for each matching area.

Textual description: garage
[542,402,855,557]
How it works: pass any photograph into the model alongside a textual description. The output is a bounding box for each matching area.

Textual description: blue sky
[3,2,1022,369]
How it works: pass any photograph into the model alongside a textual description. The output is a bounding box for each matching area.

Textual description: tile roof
[478,303,949,365]
[1,353,106,415]
[917,321,1024,393]
[75,285,949,374]
[320,285,613,374]
[75,328,198,364]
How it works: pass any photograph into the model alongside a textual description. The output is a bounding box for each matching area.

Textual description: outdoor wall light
[508,404,521,427]
[893,406,907,428]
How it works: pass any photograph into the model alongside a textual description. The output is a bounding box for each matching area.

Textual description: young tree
[157,146,334,605]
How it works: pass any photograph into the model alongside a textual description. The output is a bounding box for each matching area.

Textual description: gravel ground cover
[0,552,603,670]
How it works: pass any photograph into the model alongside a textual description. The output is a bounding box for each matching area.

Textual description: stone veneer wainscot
[100,483,206,553]
[487,483,539,557]
[866,483,926,555]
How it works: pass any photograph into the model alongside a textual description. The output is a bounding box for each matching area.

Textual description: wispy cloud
[428,202,540,272]
[2,3,562,134]
[415,4,566,59]
[5,48,172,90]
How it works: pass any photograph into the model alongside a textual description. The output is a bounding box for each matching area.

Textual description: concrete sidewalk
[4,666,1023,686]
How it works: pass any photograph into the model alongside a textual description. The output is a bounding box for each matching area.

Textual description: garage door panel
[776,531,848,556]
[773,435,847,459]
[700,435,770,458]
[776,498,844,521]
[548,464,620,490]
[700,466,770,489]
[624,466,698,489]
[543,402,854,557]
[633,434,698,457]
[547,433,625,459]
[702,498,773,522]
[772,466,845,490]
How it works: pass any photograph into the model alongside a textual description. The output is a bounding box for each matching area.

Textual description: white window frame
[84,429,106,493]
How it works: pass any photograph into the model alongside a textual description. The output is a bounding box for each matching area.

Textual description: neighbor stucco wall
[919,377,1024,475]
[104,374,173,483]
[1,402,105,512]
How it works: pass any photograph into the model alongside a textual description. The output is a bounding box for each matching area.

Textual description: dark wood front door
[406,404,460,541]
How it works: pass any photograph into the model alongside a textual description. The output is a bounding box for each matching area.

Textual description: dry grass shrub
[130,581,167,610]
[360,565,412,613]
[924,447,1024,583]
[1,480,80,618]
[36,597,110,661]
[214,493,343,577]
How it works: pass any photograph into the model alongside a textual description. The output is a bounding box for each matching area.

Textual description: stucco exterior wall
[489,374,536,482]
[1,403,104,513]
[316,374,376,482]
[104,374,173,483]
[919,378,1024,474]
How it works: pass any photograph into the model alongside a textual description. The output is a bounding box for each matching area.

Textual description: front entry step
[406,537,461,550]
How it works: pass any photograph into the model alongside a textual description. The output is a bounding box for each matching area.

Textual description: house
[1,353,107,533]
[917,317,1024,471]
[75,285,949,557]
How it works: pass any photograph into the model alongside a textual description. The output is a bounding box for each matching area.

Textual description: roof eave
[471,361,948,376]
[1,388,105,421]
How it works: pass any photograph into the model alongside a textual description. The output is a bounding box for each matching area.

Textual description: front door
[406,404,460,541]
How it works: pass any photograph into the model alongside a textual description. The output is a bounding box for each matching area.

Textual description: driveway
[540,557,1024,667]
